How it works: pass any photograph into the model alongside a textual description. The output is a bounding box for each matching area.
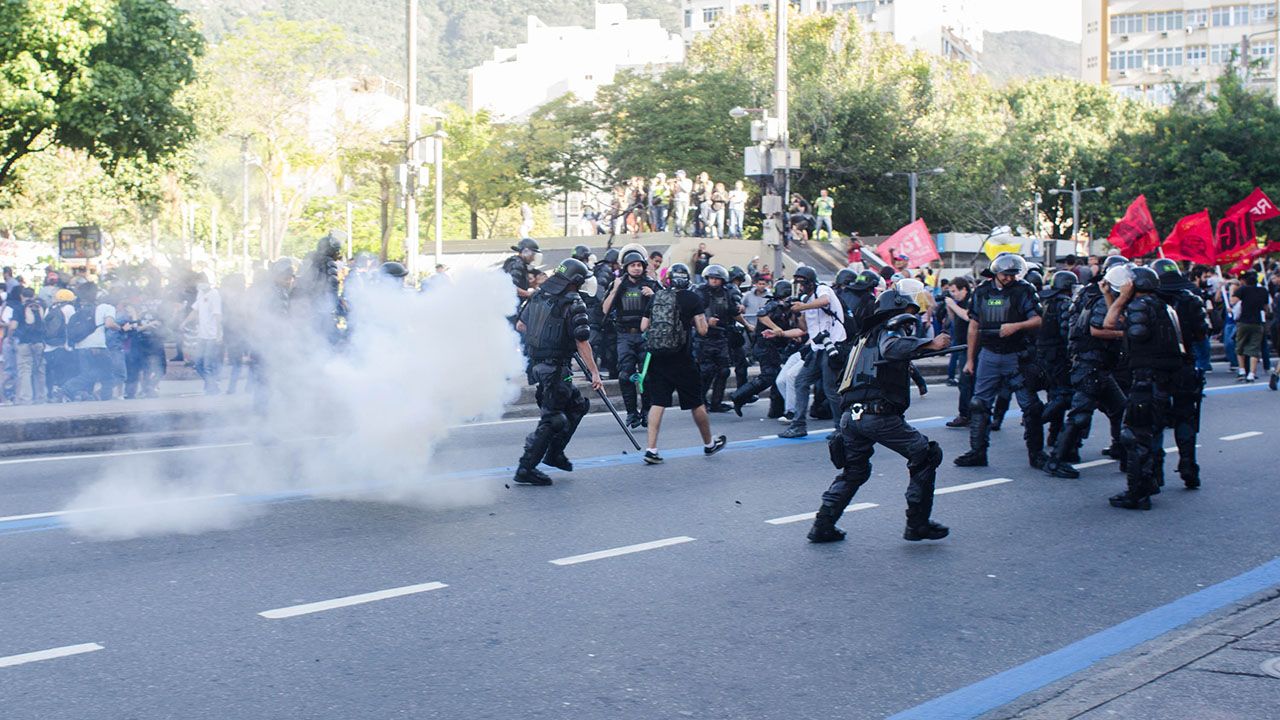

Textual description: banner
[1108,195,1161,257]
[1216,188,1280,263]
[1226,241,1280,276]
[1226,187,1280,222]
[877,219,940,268]
[1162,210,1217,265]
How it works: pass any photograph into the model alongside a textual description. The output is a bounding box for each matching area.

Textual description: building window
[832,1,855,12]
[684,9,692,28]
[703,6,722,23]
[1186,45,1209,65]
[1251,41,1276,67]
[1110,49,1144,70]
[1148,46,1184,67]
[1210,43,1237,64]
[1187,8,1208,27]
[1214,5,1251,26]
[1147,11,1184,32]
[1253,4,1276,23]
[1110,13,1144,34]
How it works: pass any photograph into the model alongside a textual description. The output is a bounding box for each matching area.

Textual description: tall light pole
[238,135,252,277]
[776,0,789,235]
[1048,181,1105,259]
[884,168,945,224]
[433,123,446,264]
[404,0,421,278]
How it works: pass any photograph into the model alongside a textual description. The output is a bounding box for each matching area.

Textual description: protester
[1233,271,1269,382]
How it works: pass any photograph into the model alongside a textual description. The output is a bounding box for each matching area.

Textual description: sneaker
[704,435,727,456]
[1270,373,1279,391]
[643,450,664,465]
[778,426,809,439]
[1247,374,1256,383]
[945,377,959,387]
[542,453,573,472]
[1236,372,1247,383]
[903,521,950,541]
[1108,492,1151,510]
[945,415,969,428]
[778,411,796,424]
[953,451,987,467]
[513,467,553,486]
[625,413,642,429]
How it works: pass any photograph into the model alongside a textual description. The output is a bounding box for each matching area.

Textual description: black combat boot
[903,520,950,541]
[954,411,989,466]
[513,467,553,486]
[542,451,573,472]
[1178,457,1200,489]
[1108,492,1151,510]
[807,507,846,543]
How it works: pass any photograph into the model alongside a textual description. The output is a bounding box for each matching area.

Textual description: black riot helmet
[1025,269,1044,291]
[885,313,922,337]
[793,266,819,287]
[702,264,729,282]
[835,268,857,288]
[572,244,591,262]
[728,265,747,284]
[772,279,793,300]
[317,233,343,259]
[620,249,646,269]
[1131,266,1159,292]
[601,248,620,266]
[874,289,919,317]
[668,263,693,289]
[379,261,408,279]
[990,253,1027,277]
[541,258,591,296]
[1051,270,1078,292]
[270,258,296,281]
[513,238,540,254]
[1103,254,1129,271]
[852,269,880,291]
[1150,258,1180,277]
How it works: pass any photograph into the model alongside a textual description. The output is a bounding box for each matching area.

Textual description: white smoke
[62,269,527,540]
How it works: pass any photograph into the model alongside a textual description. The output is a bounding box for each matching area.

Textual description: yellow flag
[984,241,1023,261]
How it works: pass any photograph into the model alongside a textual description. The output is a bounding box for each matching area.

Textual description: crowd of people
[504,236,1278,541]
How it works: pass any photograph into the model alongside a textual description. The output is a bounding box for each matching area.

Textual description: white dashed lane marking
[1221,431,1263,441]
[0,643,103,669]
[259,582,448,619]
[935,478,1014,495]
[549,536,696,566]
[1074,459,1116,469]
[765,503,878,525]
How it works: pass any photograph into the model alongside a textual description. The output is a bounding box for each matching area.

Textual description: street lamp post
[405,0,421,278]
[1048,181,1105,262]
[730,106,784,278]
[433,124,446,264]
[884,168,945,224]
[238,135,252,277]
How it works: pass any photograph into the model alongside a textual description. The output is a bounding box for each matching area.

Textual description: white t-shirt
[675,178,693,203]
[194,289,223,341]
[77,303,115,350]
[728,189,748,210]
[804,284,846,349]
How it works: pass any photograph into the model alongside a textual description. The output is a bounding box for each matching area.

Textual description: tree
[0,0,204,187]
[442,106,537,239]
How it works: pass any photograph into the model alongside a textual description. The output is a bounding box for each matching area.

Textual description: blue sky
[974,0,1083,42]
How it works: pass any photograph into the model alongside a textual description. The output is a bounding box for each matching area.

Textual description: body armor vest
[523,292,576,361]
[839,327,912,412]
[1037,293,1071,359]
[975,281,1032,354]
[1125,294,1184,371]
[615,277,652,329]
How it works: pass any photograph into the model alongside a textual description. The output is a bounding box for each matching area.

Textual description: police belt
[848,401,895,417]
[619,327,643,334]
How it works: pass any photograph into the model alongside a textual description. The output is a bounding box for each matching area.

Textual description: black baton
[574,354,642,451]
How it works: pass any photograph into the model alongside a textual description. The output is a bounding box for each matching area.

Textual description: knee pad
[1068,411,1092,430]
[547,412,570,434]
[969,397,990,416]
[1119,427,1137,446]
[571,395,590,418]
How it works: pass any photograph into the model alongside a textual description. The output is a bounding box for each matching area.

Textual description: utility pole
[884,168,945,225]
[434,123,445,263]
[405,0,420,278]
[1048,181,1105,258]
[774,0,788,277]
[240,135,251,277]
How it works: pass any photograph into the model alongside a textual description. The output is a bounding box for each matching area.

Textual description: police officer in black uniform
[1042,256,1131,478]
[1152,257,1210,488]
[731,279,795,416]
[807,290,952,544]
[1037,271,1079,455]
[1104,267,1181,509]
[834,269,879,341]
[727,266,752,388]
[695,264,745,412]
[504,238,541,304]
[955,253,1046,468]
[602,249,660,428]
[513,259,603,486]
[571,244,592,264]
[590,248,620,378]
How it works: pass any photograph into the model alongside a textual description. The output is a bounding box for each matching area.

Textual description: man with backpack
[43,288,78,397]
[63,283,120,401]
[639,263,727,465]
[9,287,46,404]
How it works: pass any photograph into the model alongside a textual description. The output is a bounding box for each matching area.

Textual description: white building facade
[468,3,685,120]
[1081,1,1280,105]
[680,0,983,68]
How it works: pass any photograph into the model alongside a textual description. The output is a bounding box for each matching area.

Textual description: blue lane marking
[887,554,1280,720]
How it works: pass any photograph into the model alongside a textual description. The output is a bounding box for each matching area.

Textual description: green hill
[979,30,1080,86]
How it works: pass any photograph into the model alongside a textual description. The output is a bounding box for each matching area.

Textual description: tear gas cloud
[63,269,527,540]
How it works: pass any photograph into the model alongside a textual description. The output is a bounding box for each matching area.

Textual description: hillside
[979,30,1080,86]
[176,0,680,104]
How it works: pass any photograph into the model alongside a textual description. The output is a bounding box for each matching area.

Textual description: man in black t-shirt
[639,263,727,465]
[1233,271,1269,382]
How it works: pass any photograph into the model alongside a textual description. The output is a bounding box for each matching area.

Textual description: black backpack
[13,302,45,344]
[67,304,99,346]
[43,303,69,346]
[645,289,686,354]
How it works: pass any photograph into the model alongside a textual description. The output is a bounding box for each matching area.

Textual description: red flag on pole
[1162,210,1217,265]
[1226,241,1280,276]
[1107,195,1161,257]
[1226,187,1280,222]
[1216,187,1280,263]
[876,219,940,269]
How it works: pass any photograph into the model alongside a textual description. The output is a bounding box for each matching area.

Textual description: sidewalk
[984,585,1280,719]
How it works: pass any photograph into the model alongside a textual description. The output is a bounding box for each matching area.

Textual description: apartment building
[680,0,983,69]
[1081,1,1280,104]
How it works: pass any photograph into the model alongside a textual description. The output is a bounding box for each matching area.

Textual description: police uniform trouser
[1122,369,1171,500]
[1041,360,1072,446]
[728,327,750,387]
[969,349,1044,458]
[820,411,943,529]
[594,324,617,378]
[1051,362,1126,463]
[519,360,590,470]
[732,349,781,408]
[616,331,649,417]
[698,334,732,406]
[1167,365,1203,484]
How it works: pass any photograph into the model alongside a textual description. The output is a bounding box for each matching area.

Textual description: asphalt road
[1,379,1278,719]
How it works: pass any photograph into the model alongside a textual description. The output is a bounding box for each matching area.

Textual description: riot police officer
[602,249,661,428]
[513,259,603,486]
[695,264,744,412]
[955,253,1045,468]
[1152,257,1210,488]
[571,244,592,264]
[808,290,952,543]
[731,280,795,416]
[1042,256,1131,478]
[378,261,410,286]
[834,269,878,341]
[504,238,541,303]
[727,266,752,388]
[1105,267,1181,509]
[590,248,620,378]
[1037,271,1078,455]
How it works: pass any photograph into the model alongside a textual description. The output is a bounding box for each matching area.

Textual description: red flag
[876,219,939,269]
[1226,241,1280,276]
[1162,210,1217,265]
[1227,187,1280,222]
[1108,195,1161,257]
[1215,209,1256,263]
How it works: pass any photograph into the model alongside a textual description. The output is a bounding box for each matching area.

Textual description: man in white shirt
[64,283,119,400]
[672,170,693,237]
[186,281,223,394]
[779,266,846,438]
